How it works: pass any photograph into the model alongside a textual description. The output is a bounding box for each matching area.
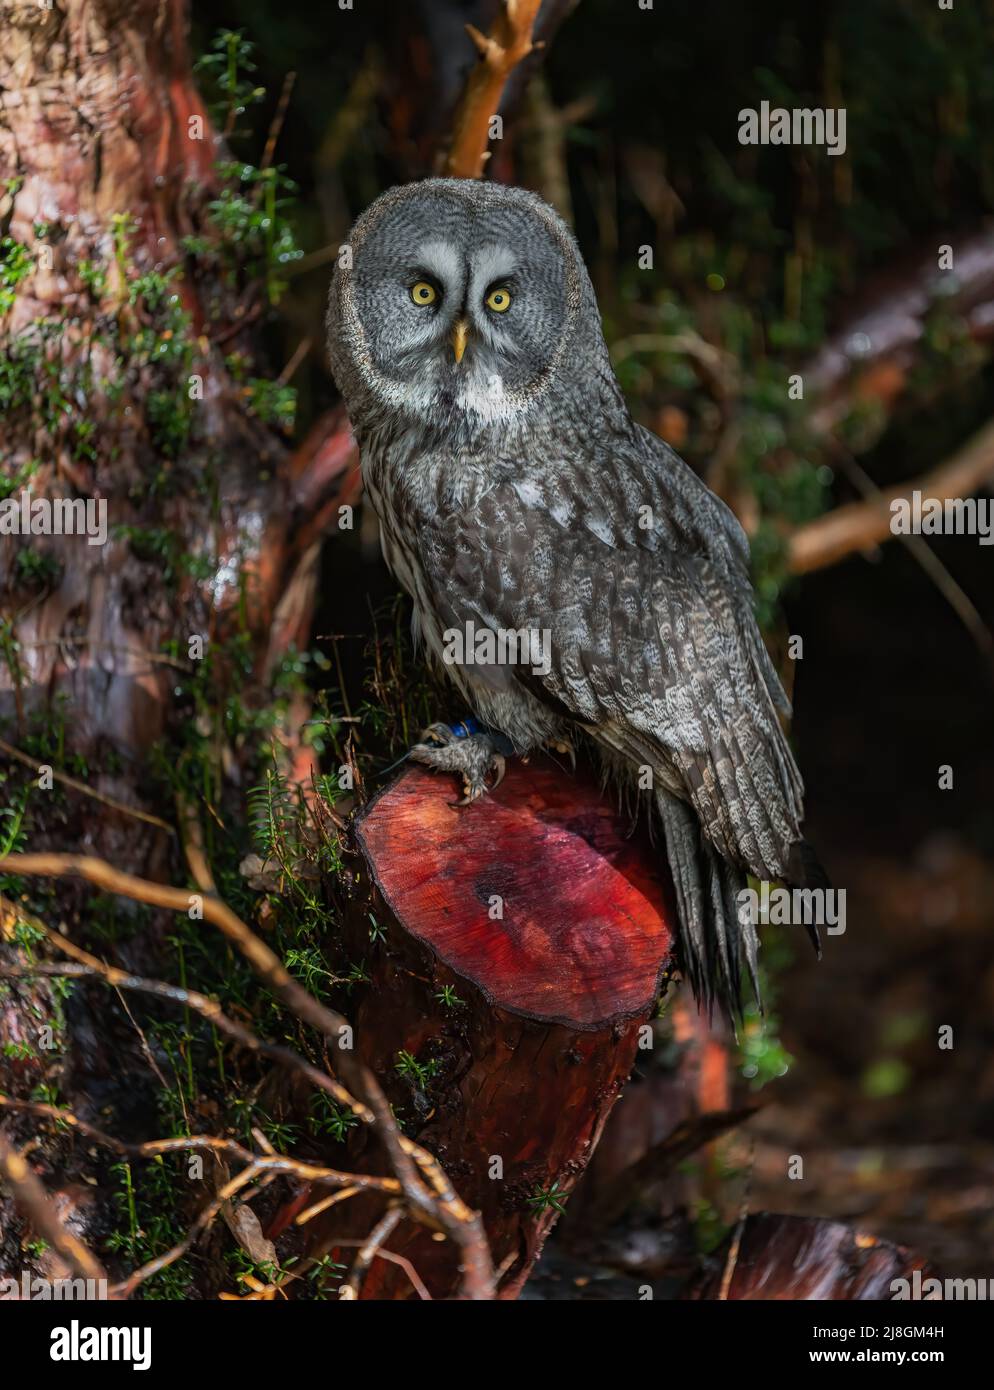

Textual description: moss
[0,236,32,314]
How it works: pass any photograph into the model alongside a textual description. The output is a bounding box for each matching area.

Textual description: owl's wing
[419,432,808,1010]
[421,430,803,872]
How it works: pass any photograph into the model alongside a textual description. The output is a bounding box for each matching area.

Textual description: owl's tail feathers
[786,837,831,960]
[656,791,757,1020]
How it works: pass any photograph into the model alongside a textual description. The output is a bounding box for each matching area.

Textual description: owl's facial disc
[349,196,571,424]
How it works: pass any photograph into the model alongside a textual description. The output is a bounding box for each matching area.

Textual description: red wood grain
[356,758,674,1029]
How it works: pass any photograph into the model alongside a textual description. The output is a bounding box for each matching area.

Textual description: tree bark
[0,0,349,1272]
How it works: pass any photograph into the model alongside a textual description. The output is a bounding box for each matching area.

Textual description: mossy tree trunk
[0,0,328,1277]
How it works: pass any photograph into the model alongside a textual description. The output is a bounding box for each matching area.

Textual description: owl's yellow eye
[410,281,437,306]
[485,287,512,313]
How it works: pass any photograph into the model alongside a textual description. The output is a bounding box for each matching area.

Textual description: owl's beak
[451,319,469,365]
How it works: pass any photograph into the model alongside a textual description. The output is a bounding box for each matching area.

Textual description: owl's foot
[409,723,507,806]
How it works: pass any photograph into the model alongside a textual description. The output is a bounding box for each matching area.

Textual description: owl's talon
[420,722,457,747]
[453,752,504,806]
[453,777,478,808]
[409,730,505,806]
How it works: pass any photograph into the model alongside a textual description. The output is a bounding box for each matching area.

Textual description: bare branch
[788,417,994,574]
[0,1097,399,1196]
[0,852,496,1299]
[445,0,544,179]
[0,736,174,835]
[340,1205,404,1300]
[0,1134,108,1288]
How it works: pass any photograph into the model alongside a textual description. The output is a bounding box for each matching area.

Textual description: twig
[116,1161,265,1297]
[610,331,740,395]
[277,335,312,386]
[211,302,263,347]
[718,1213,746,1301]
[0,852,496,1299]
[0,853,359,1058]
[0,934,358,1114]
[584,1104,759,1231]
[718,1138,755,1301]
[329,1238,432,1301]
[0,737,174,835]
[0,1134,108,1287]
[260,71,296,172]
[15,639,190,672]
[826,444,994,666]
[340,1205,403,1300]
[445,0,544,179]
[0,1097,398,1196]
[295,1185,363,1225]
[175,793,217,895]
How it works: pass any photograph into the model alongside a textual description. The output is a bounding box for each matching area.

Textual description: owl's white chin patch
[454,370,514,425]
[376,367,519,428]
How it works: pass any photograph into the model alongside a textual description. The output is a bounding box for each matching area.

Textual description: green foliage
[394,1049,440,1089]
[689,1197,728,1255]
[104,1156,193,1300]
[194,29,266,134]
[308,1095,359,1143]
[245,376,296,431]
[528,1181,569,1215]
[0,236,32,314]
[77,257,108,299]
[259,1115,299,1152]
[1,227,199,472]
[735,927,794,1088]
[184,34,302,304]
[111,525,213,587]
[0,779,30,858]
[861,1058,912,1099]
[13,547,61,591]
[307,1254,347,1298]
[185,161,302,305]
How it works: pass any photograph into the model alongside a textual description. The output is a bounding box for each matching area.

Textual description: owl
[326,177,824,1016]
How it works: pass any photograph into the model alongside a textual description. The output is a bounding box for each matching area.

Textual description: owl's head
[327,178,612,437]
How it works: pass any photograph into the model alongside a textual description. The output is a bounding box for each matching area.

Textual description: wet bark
[689,1213,936,1300]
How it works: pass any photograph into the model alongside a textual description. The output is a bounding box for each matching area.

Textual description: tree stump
[303,756,675,1298]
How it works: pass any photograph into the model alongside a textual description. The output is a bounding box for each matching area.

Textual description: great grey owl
[326,177,823,1016]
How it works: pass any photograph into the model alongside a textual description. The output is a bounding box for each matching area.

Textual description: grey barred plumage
[326,176,822,1017]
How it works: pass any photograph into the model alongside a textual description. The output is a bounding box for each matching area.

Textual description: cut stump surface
[356,759,673,1029]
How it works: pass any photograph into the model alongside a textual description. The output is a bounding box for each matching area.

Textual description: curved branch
[787,417,994,575]
[0,851,496,1299]
[444,0,544,178]
[0,1135,107,1288]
